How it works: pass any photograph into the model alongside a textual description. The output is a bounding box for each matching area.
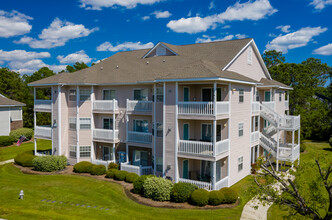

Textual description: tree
[262,50,285,68]
[0,68,25,101]
[66,62,88,72]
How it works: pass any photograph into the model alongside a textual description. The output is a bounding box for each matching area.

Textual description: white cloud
[266,26,327,53]
[313,43,332,55]
[0,50,50,62]
[142,16,150,20]
[0,10,33,38]
[235,34,247,39]
[309,0,332,10]
[15,18,98,49]
[7,59,66,74]
[57,50,93,64]
[276,25,291,33]
[187,10,192,17]
[209,1,215,10]
[222,25,231,29]
[152,10,172,18]
[167,0,277,34]
[195,34,247,43]
[79,0,162,10]
[96,41,154,52]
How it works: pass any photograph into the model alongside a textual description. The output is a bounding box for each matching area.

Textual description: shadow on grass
[323,147,332,152]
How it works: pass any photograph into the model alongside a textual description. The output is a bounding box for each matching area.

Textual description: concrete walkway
[0,159,14,165]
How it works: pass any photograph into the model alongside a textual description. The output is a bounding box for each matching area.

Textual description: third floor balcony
[93,100,119,113]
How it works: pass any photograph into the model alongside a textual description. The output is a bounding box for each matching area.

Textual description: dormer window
[143,42,178,58]
[156,45,166,56]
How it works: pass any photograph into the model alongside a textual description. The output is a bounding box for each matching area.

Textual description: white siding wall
[0,107,10,136]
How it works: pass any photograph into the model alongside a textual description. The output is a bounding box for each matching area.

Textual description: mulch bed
[13,164,239,210]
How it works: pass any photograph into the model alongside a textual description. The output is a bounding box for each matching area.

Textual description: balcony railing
[278,144,300,162]
[127,131,152,144]
[35,126,52,139]
[215,176,229,190]
[251,102,260,113]
[262,101,275,111]
[126,100,152,112]
[120,163,153,176]
[179,178,212,191]
[281,115,300,129]
[91,159,115,168]
[178,139,229,157]
[285,100,289,110]
[178,101,229,116]
[251,131,260,144]
[93,100,118,112]
[93,129,118,142]
[34,99,52,112]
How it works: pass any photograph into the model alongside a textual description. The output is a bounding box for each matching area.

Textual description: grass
[0,164,255,219]
[267,141,332,219]
[0,139,51,161]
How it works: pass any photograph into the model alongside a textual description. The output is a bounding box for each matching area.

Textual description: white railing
[285,100,289,110]
[178,140,213,156]
[251,131,260,144]
[179,178,212,191]
[34,99,52,111]
[251,102,260,113]
[262,101,275,111]
[93,129,118,141]
[259,132,277,155]
[126,100,152,112]
[292,144,300,161]
[35,126,52,139]
[216,139,229,155]
[127,131,152,144]
[260,103,281,126]
[120,163,153,176]
[91,159,115,169]
[215,176,229,190]
[281,115,300,129]
[93,100,118,112]
[178,101,229,116]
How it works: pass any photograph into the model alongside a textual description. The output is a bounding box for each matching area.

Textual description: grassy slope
[0,139,51,161]
[267,142,331,219]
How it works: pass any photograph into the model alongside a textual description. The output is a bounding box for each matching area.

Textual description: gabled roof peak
[142,42,178,59]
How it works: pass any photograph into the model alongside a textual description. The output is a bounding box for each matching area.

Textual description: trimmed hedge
[14,151,36,167]
[32,155,67,172]
[191,189,209,207]
[73,161,93,173]
[90,165,106,175]
[143,177,173,201]
[171,182,197,203]
[209,190,225,206]
[219,187,238,204]
[10,128,34,141]
[125,173,139,183]
[133,175,155,195]
[0,136,15,147]
[105,169,117,179]
[114,170,128,181]
[108,162,119,170]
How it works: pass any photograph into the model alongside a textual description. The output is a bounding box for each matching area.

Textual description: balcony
[34,99,52,112]
[251,131,260,145]
[178,139,229,157]
[127,131,152,144]
[262,101,275,111]
[93,100,118,113]
[285,100,289,111]
[120,163,153,176]
[35,126,52,139]
[178,101,229,116]
[93,129,119,142]
[126,100,152,113]
[178,176,228,191]
[251,102,260,113]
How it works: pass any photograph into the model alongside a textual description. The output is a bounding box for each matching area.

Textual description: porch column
[162,82,166,177]
[213,82,217,116]
[276,129,280,171]
[34,87,37,155]
[58,86,62,156]
[91,86,94,162]
[125,112,129,163]
[76,86,80,163]
[213,82,217,158]
[51,87,54,155]
[153,84,156,174]
[298,128,300,165]
[113,98,116,162]
[292,130,295,168]
[213,120,217,157]
[212,161,216,190]
[175,82,179,182]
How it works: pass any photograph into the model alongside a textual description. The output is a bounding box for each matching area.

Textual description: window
[156,157,163,172]
[103,118,113,130]
[238,156,243,172]
[247,46,252,65]
[255,116,259,130]
[217,88,222,101]
[256,91,259,102]
[80,118,91,130]
[132,150,148,166]
[238,123,244,137]
[80,89,91,101]
[102,146,113,161]
[216,124,222,141]
[134,88,148,101]
[133,119,149,132]
[80,146,91,158]
[69,89,76,101]
[279,92,282,102]
[153,87,163,102]
[239,89,244,103]
[103,90,116,100]
[202,124,212,141]
[69,117,76,130]
[69,145,76,158]
[152,122,163,137]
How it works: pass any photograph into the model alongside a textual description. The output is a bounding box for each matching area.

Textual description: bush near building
[143,177,173,201]
[32,155,67,172]
[10,128,33,141]
[219,187,238,204]
[133,174,155,195]
[73,161,93,173]
[209,190,225,206]
[170,182,197,203]
[14,151,36,167]
[0,136,15,147]
[90,165,106,175]
[190,189,209,207]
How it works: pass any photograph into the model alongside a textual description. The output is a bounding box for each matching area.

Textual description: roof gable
[142,42,178,58]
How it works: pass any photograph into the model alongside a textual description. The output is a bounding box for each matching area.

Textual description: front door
[183,124,189,140]
[202,88,212,101]
[202,124,212,141]
[264,91,271,102]
[103,146,111,161]
[183,160,189,179]
[184,87,189,102]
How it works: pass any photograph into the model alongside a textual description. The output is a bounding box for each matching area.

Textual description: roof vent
[146,61,149,65]
[116,65,119,69]
[100,67,103,70]
[163,60,165,62]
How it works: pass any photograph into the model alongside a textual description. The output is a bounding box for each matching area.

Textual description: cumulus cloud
[266,26,327,53]
[313,43,332,55]
[0,50,50,61]
[196,34,247,43]
[276,25,291,33]
[96,41,154,52]
[15,18,98,49]
[7,59,66,74]
[142,16,150,20]
[167,0,277,34]
[309,0,332,10]
[57,50,93,64]
[79,0,162,10]
[152,10,172,18]
[0,10,33,38]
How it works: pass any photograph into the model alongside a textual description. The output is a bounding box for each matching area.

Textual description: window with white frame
[256,90,259,101]
[69,145,76,158]
[238,122,244,137]
[80,146,91,157]
[80,118,91,130]
[69,89,76,101]
[103,90,116,100]
[80,89,91,101]
[279,92,282,102]
[154,87,163,102]
[103,118,113,130]
[238,156,243,172]
[69,117,76,130]
[153,122,163,137]
[133,88,148,101]
[247,46,252,65]
[239,89,244,103]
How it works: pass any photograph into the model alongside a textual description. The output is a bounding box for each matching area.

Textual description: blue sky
[0,0,331,74]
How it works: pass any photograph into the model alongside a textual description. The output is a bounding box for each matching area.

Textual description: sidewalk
[0,159,14,165]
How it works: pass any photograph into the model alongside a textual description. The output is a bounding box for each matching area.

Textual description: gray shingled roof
[0,94,25,107]
[30,38,258,86]
[259,78,292,89]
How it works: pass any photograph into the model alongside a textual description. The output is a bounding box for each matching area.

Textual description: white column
[76,86,80,163]
[213,82,217,158]
[51,87,54,155]
[213,82,217,116]
[298,128,300,165]
[212,161,216,190]
[58,86,62,156]
[162,82,166,177]
[34,87,37,155]
[213,120,217,157]
[276,130,280,171]
[125,104,129,163]
[113,98,116,162]
[175,82,179,182]
[153,84,156,174]
[227,83,231,187]
[91,86,94,162]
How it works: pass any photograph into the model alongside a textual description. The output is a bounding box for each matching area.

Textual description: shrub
[171,182,197,203]
[190,189,209,207]
[10,128,34,141]
[209,190,225,206]
[105,169,117,179]
[14,151,36,167]
[0,136,15,147]
[73,161,93,173]
[143,177,173,201]
[114,170,128,181]
[125,173,139,183]
[219,187,238,204]
[90,165,106,175]
[108,162,119,170]
[251,163,258,174]
[300,144,306,153]
[32,155,67,172]
[133,174,155,195]
[329,136,332,148]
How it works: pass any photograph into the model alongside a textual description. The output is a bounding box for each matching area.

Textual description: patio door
[202,124,212,142]
[202,88,212,101]
[132,150,148,166]
[103,146,112,161]
[200,160,211,182]
[183,123,189,140]
[264,91,271,102]
[183,160,189,179]
[184,87,189,102]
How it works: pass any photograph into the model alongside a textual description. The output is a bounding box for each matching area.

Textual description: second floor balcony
[35,125,52,139]
[93,100,118,113]
[93,128,119,143]
[178,139,229,157]
[126,99,152,113]
[127,131,152,144]
[178,101,229,116]
[34,99,52,112]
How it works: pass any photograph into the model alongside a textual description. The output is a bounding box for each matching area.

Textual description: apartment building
[30,38,300,190]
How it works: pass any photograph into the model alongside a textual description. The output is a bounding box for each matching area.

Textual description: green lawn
[0,139,51,161]
[267,141,332,219]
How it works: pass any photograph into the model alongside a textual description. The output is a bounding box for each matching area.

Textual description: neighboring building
[29,38,300,190]
[0,94,25,136]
